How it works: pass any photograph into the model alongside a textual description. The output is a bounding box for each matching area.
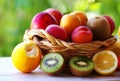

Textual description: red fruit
[45,24,68,41]
[118,56,120,70]
[44,8,63,25]
[31,12,57,29]
[103,15,115,34]
[71,26,93,43]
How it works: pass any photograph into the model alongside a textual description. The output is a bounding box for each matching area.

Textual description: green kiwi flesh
[69,56,94,76]
[40,53,64,75]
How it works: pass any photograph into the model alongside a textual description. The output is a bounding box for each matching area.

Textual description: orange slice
[92,50,118,75]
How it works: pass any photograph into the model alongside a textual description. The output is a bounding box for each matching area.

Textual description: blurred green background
[0,0,120,57]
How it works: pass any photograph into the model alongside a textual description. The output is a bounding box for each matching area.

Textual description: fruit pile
[11,8,119,77]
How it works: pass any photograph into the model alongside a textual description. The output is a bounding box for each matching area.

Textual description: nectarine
[71,26,93,43]
[31,12,57,29]
[44,8,63,25]
[46,24,68,41]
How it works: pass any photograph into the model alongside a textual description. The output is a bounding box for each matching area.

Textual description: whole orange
[11,40,42,73]
[60,14,81,37]
[71,11,88,26]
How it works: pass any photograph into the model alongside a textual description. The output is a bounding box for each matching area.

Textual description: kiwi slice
[40,52,64,75]
[69,56,94,76]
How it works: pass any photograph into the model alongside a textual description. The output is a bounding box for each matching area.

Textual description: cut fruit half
[92,50,118,75]
[40,53,64,75]
[69,56,94,76]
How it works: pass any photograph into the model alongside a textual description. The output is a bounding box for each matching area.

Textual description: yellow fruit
[92,50,118,75]
[107,39,120,57]
[70,11,88,26]
[11,40,42,73]
[60,14,81,37]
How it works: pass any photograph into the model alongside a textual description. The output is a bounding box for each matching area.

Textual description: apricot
[87,16,111,40]
[71,11,88,26]
[60,14,81,37]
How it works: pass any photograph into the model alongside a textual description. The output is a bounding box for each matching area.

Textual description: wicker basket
[23,29,116,60]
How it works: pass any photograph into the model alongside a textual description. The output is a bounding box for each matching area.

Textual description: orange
[60,14,81,37]
[71,11,88,26]
[92,50,118,75]
[11,40,42,73]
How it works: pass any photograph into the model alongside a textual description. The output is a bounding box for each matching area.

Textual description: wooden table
[0,57,120,81]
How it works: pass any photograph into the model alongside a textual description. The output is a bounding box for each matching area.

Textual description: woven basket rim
[23,29,117,58]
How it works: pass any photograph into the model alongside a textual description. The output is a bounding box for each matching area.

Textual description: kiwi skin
[69,56,94,77]
[70,66,93,77]
[87,16,111,40]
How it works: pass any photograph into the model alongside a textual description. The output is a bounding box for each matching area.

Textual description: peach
[103,15,115,34]
[44,8,63,25]
[31,12,57,29]
[71,11,88,26]
[45,24,68,41]
[71,26,93,43]
[87,16,111,40]
[60,14,81,37]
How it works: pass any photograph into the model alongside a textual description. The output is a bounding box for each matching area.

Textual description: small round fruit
[11,40,42,73]
[45,24,68,41]
[118,27,120,38]
[71,26,93,43]
[71,11,88,26]
[40,53,64,75]
[103,15,115,34]
[44,8,63,24]
[69,56,94,77]
[107,39,120,57]
[31,12,57,29]
[87,16,111,40]
[60,14,81,37]
[118,56,120,70]
[92,50,118,75]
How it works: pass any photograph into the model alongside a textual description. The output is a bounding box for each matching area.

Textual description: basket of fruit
[12,8,118,77]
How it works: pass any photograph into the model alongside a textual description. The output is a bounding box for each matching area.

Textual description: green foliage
[0,0,120,57]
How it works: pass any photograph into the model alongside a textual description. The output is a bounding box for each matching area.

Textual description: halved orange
[92,50,118,75]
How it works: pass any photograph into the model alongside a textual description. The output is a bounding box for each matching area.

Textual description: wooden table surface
[0,57,120,81]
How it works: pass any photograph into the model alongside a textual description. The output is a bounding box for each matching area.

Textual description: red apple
[71,26,93,43]
[45,24,68,41]
[31,12,57,29]
[44,8,63,25]
[103,15,115,34]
